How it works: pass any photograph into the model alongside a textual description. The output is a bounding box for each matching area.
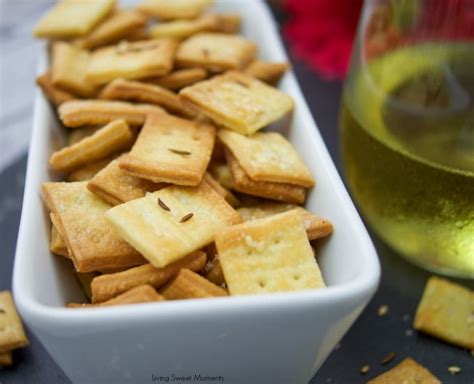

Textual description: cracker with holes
[51,42,97,98]
[176,33,257,72]
[34,0,115,38]
[50,213,69,257]
[413,276,474,349]
[137,0,213,20]
[50,119,134,172]
[219,130,314,187]
[88,154,165,205]
[367,357,441,384]
[42,181,146,272]
[99,78,194,117]
[119,112,215,185]
[0,291,29,353]
[86,39,178,85]
[105,180,241,268]
[225,150,306,204]
[244,60,290,85]
[150,15,219,40]
[215,210,325,295]
[150,68,208,91]
[180,71,293,134]
[238,203,332,240]
[36,71,75,106]
[75,9,148,49]
[59,100,164,128]
[161,269,227,299]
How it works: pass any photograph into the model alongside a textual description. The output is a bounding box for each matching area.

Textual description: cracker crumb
[448,366,461,374]
[378,305,389,316]
[381,351,395,365]
[360,364,370,374]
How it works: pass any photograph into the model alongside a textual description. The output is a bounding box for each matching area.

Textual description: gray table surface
[1,1,473,383]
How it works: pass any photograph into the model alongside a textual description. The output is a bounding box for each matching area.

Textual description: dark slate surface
[0,2,472,383]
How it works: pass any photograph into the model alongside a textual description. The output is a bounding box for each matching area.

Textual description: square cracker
[367,357,441,384]
[88,154,164,205]
[99,78,194,118]
[0,291,29,353]
[119,112,215,185]
[237,203,333,241]
[105,180,241,268]
[225,150,306,204]
[137,0,213,20]
[218,130,314,187]
[149,15,219,40]
[215,210,325,295]
[49,119,134,172]
[51,42,97,98]
[58,100,164,128]
[150,68,208,91]
[34,0,115,39]
[414,276,474,349]
[176,33,257,72]
[180,71,293,135]
[75,9,148,49]
[86,39,178,85]
[42,181,146,272]
[36,71,76,106]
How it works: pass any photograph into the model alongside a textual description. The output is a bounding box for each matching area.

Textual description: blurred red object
[283,0,363,81]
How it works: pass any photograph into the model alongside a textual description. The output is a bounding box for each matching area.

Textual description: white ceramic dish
[13,1,380,383]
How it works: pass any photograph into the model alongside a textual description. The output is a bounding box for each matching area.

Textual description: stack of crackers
[34,0,334,308]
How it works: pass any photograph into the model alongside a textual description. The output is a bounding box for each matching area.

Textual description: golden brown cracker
[244,60,290,85]
[41,181,146,273]
[105,180,241,268]
[214,13,241,34]
[0,291,29,353]
[119,112,215,185]
[225,150,306,204]
[68,284,164,308]
[88,155,165,205]
[75,272,98,301]
[208,162,234,190]
[75,9,148,49]
[58,100,164,128]
[50,213,69,258]
[180,71,293,135]
[150,14,219,40]
[216,210,325,295]
[149,68,208,91]
[414,276,474,349]
[99,78,194,117]
[205,258,225,286]
[160,269,227,299]
[86,39,178,85]
[0,351,13,366]
[203,172,239,208]
[68,156,116,182]
[137,0,213,20]
[36,70,76,106]
[218,130,314,187]
[367,357,441,384]
[68,126,102,146]
[34,0,115,38]
[176,33,257,72]
[91,251,206,303]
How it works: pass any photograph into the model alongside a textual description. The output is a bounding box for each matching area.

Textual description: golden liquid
[340,43,474,277]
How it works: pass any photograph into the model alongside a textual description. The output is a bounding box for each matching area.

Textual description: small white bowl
[13,1,380,383]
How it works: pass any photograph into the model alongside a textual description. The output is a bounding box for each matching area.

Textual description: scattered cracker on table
[105,180,241,268]
[160,269,227,299]
[0,291,29,354]
[99,78,194,117]
[216,210,325,295]
[51,42,97,98]
[414,276,474,349]
[119,112,215,185]
[75,9,148,49]
[88,154,165,206]
[34,0,115,39]
[176,33,257,72]
[58,100,164,128]
[218,130,314,187]
[137,0,213,20]
[42,181,146,272]
[225,150,306,204]
[91,251,207,303]
[180,71,293,135]
[86,38,178,85]
[367,357,441,384]
[50,119,134,172]
[237,203,333,240]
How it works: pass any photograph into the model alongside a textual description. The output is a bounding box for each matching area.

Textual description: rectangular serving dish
[13,1,380,383]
